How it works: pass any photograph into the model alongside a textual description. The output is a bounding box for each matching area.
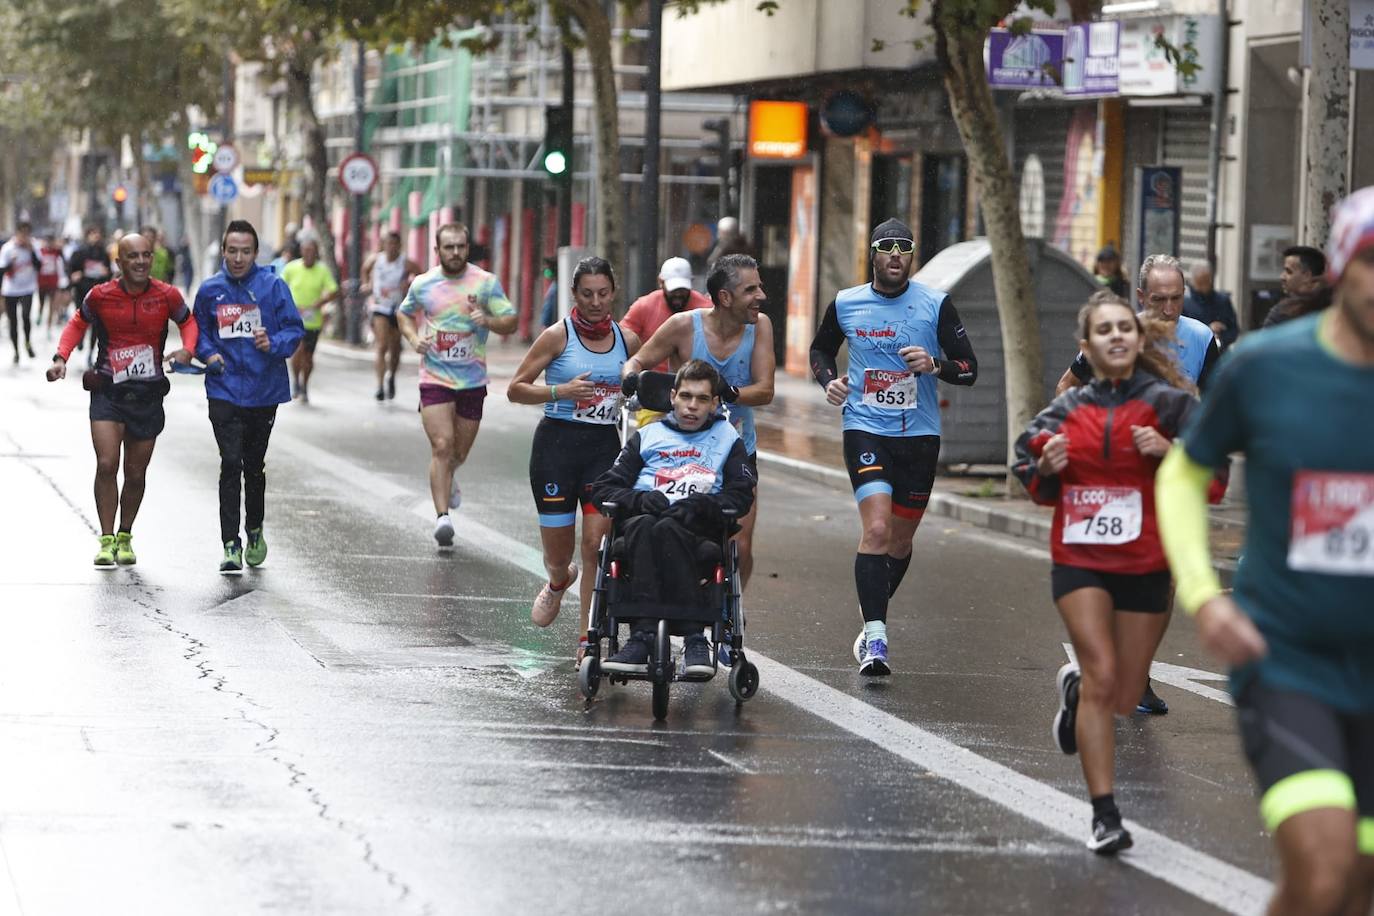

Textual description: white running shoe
[531,564,578,627]
[449,473,462,510]
[433,514,455,547]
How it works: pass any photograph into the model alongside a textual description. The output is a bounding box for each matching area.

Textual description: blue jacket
[194,262,304,407]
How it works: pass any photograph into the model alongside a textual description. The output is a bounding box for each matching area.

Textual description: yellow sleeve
[1156,444,1223,615]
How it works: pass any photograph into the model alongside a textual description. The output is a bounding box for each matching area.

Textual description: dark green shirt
[1182,313,1374,712]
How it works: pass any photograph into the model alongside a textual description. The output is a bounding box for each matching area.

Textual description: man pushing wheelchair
[592,359,755,678]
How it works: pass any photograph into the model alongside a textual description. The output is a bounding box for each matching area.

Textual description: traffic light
[702,118,733,215]
[542,106,572,178]
[187,131,218,175]
[112,185,128,204]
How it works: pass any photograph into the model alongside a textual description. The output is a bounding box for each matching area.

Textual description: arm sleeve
[808,300,842,388]
[935,298,977,385]
[192,289,218,362]
[1156,445,1223,614]
[1012,396,1070,506]
[268,278,306,358]
[170,291,198,353]
[1196,338,1222,392]
[55,309,91,361]
[1069,352,1092,383]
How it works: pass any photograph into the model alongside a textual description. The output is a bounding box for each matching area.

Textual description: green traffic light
[544,150,568,176]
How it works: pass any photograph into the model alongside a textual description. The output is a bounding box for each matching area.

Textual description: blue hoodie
[194,261,304,407]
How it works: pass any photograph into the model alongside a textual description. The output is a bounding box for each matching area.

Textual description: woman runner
[1013,292,1199,855]
[507,257,641,664]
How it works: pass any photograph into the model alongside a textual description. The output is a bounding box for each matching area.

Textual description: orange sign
[748,101,808,160]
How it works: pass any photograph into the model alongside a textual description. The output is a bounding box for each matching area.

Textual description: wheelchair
[576,371,760,720]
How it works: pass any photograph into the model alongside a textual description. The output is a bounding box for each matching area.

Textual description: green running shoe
[93,534,117,569]
[220,539,244,575]
[114,531,137,566]
[245,528,267,567]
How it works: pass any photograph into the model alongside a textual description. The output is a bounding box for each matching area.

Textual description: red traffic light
[112,186,129,204]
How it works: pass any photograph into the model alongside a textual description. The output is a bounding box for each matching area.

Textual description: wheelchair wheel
[577,654,600,700]
[652,679,670,720]
[728,660,759,704]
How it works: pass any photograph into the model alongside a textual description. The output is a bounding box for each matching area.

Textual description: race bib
[1061,486,1143,545]
[1287,471,1374,575]
[862,369,918,409]
[653,463,717,503]
[217,303,262,339]
[433,330,475,363]
[110,344,156,384]
[572,383,621,424]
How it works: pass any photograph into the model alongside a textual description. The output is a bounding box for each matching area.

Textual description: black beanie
[871,218,914,244]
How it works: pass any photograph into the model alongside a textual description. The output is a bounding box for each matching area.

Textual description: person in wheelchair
[593,359,756,677]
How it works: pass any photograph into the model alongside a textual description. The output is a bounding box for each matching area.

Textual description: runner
[621,257,711,426]
[1055,252,1221,715]
[193,220,305,574]
[808,218,978,676]
[67,225,113,365]
[280,235,338,403]
[45,233,197,568]
[1,221,41,363]
[1057,254,1220,395]
[1158,187,1374,913]
[37,232,69,339]
[397,222,517,546]
[361,231,421,402]
[506,256,641,662]
[1014,293,1199,855]
[620,253,774,586]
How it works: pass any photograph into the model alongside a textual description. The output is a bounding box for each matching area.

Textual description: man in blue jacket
[194,220,304,574]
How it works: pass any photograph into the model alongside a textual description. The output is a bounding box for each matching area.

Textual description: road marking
[707,748,758,775]
[1063,644,1234,708]
[274,433,1274,914]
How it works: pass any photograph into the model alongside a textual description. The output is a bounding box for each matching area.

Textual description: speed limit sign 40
[338,153,379,195]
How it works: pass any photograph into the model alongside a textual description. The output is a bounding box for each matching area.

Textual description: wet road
[0,343,1275,915]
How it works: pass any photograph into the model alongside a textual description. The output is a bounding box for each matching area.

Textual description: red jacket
[1013,369,1199,574]
[57,278,196,381]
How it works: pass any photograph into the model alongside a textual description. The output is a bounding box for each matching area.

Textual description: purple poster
[986,29,1065,89]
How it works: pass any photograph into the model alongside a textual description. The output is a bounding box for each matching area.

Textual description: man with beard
[621,256,711,425]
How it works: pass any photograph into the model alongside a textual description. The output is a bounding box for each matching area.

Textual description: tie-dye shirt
[398,263,515,391]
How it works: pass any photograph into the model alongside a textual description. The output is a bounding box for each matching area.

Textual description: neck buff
[571,307,613,340]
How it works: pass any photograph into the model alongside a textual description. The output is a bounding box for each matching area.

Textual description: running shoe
[1088,811,1133,855]
[602,631,652,674]
[434,513,455,547]
[858,637,890,676]
[375,386,385,401]
[386,373,396,400]
[1136,680,1169,715]
[25,342,35,359]
[680,634,714,678]
[449,474,462,510]
[245,528,267,567]
[93,534,117,569]
[853,629,866,663]
[220,540,244,575]
[113,531,137,566]
[1053,663,1081,755]
[530,564,577,627]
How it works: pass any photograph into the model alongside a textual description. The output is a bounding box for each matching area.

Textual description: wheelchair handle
[621,373,639,397]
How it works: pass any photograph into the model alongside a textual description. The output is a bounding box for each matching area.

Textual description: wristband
[931,358,941,376]
[550,384,557,402]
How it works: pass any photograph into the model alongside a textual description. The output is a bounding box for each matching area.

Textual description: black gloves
[662,494,724,532]
[620,489,670,517]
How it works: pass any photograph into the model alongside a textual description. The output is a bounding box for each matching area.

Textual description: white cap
[659,256,692,292]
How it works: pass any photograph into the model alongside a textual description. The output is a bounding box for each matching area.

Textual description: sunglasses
[872,238,915,255]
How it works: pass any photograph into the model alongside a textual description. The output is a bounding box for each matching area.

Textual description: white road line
[1063,644,1235,708]
[274,433,1273,914]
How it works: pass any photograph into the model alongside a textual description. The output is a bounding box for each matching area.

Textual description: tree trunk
[1302,0,1350,246]
[935,10,1045,480]
[286,53,340,288]
[567,0,627,289]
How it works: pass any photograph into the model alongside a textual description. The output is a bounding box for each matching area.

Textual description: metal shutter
[1014,106,1070,240]
[1161,106,1212,270]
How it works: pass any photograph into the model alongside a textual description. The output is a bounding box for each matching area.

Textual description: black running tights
[208,398,278,543]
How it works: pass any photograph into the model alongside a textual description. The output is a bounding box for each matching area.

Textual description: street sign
[338,153,378,195]
[212,143,239,174]
[209,173,239,205]
[242,168,280,187]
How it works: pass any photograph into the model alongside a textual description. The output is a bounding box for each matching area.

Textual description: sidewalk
[323,335,1246,580]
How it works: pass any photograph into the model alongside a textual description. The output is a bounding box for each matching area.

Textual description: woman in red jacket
[1013,292,1197,856]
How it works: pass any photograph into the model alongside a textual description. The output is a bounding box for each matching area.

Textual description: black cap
[1096,244,1120,261]
[871,218,914,245]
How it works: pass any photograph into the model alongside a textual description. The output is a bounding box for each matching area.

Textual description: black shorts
[1050,564,1173,613]
[1236,679,1374,849]
[89,380,168,441]
[301,329,320,353]
[370,310,399,328]
[843,430,938,517]
[529,418,622,526]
